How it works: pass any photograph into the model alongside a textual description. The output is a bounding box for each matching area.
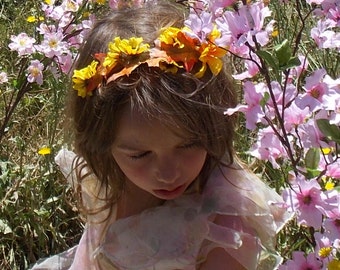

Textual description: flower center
[303,194,312,205]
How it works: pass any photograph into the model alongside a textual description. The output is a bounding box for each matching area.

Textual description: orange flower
[159,28,200,72]
[196,42,226,78]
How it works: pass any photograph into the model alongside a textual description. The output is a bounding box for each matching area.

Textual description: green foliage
[0,1,83,269]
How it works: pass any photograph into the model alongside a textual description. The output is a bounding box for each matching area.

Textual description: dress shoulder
[95,163,292,270]
[199,164,292,269]
[55,149,109,219]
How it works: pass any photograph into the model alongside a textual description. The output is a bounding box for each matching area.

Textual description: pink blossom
[27,60,44,85]
[324,209,340,240]
[232,54,260,80]
[278,251,322,270]
[62,0,81,13]
[37,31,69,58]
[298,115,328,149]
[314,232,334,261]
[37,23,56,35]
[204,0,238,17]
[249,126,287,168]
[316,0,340,27]
[230,81,267,129]
[0,72,8,84]
[70,14,96,47]
[215,2,272,55]
[8,33,36,56]
[42,3,64,21]
[325,161,340,179]
[284,102,310,132]
[320,74,340,124]
[266,81,297,110]
[295,69,330,112]
[184,11,214,42]
[289,55,309,82]
[305,69,328,98]
[225,81,268,130]
[282,176,327,228]
[328,6,340,27]
[57,53,73,74]
[311,19,340,49]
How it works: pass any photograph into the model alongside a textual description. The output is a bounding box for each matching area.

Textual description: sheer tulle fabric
[31,149,291,270]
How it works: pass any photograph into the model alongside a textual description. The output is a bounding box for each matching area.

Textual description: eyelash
[180,142,199,149]
[128,142,200,160]
[129,151,151,160]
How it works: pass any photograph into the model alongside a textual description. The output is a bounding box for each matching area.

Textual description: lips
[153,184,186,199]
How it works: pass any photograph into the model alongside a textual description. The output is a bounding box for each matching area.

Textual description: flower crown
[72,26,226,98]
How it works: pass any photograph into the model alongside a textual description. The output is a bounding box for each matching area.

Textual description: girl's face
[112,107,207,200]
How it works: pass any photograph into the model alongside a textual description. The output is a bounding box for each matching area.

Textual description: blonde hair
[67,1,238,217]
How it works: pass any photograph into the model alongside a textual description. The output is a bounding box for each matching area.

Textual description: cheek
[182,150,207,176]
[113,155,151,181]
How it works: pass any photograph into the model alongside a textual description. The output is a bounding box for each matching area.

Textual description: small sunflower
[72,60,100,97]
[103,37,150,69]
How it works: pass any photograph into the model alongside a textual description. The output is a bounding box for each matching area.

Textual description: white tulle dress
[31,149,292,270]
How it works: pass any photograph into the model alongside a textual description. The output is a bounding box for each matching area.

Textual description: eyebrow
[115,142,146,151]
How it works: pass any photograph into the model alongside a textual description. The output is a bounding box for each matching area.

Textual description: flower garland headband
[72,26,227,98]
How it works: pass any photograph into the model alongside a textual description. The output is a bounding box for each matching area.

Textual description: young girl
[32,1,291,269]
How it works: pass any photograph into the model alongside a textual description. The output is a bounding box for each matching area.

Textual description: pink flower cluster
[311,0,340,51]
[183,0,339,268]
[6,0,97,86]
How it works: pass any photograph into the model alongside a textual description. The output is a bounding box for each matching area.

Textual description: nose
[155,155,179,184]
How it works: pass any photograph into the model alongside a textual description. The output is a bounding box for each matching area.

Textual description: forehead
[114,106,190,146]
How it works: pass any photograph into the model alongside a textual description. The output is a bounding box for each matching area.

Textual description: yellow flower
[197,42,226,78]
[104,37,150,69]
[27,16,44,23]
[38,147,51,155]
[328,259,340,270]
[322,147,332,155]
[322,175,335,191]
[272,29,279,38]
[27,16,36,23]
[208,25,221,42]
[318,246,332,258]
[72,60,100,97]
[83,11,91,18]
[325,180,335,190]
[158,27,182,45]
[95,0,106,4]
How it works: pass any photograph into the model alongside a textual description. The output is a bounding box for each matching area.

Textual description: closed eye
[180,141,201,149]
[129,151,151,160]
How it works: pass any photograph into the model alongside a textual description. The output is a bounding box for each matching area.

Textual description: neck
[116,180,163,219]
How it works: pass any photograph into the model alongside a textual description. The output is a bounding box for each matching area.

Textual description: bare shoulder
[197,214,247,270]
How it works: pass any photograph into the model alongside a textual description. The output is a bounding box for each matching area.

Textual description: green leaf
[305,148,320,170]
[306,168,321,179]
[274,39,292,67]
[280,56,301,70]
[316,119,340,144]
[260,92,270,110]
[256,50,279,71]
